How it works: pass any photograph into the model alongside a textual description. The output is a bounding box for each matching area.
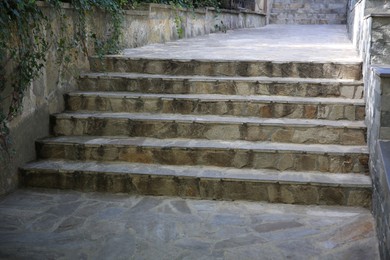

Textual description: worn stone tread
[78,73,364,99]
[89,57,362,79]
[80,72,363,84]
[54,112,366,129]
[38,136,368,154]
[66,91,365,105]
[95,56,362,64]
[22,160,372,187]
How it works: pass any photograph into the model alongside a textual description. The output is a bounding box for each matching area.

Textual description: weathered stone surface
[90,58,362,79]
[0,3,265,197]
[35,136,369,173]
[20,24,370,214]
[51,113,367,145]
[370,140,390,260]
[0,189,380,259]
[20,160,372,206]
[270,0,348,24]
[80,75,363,98]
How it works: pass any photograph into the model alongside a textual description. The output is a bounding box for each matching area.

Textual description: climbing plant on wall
[0,0,220,161]
[0,0,48,157]
[0,0,125,159]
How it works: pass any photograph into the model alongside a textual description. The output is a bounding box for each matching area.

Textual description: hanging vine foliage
[0,0,126,160]
[0,0,49,158]
[0,0,220,161]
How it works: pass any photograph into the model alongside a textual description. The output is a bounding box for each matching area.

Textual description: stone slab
[38,136,369,155]
[64,92,365,121]
[0,189,380,259]
[55,112,366,128]
[35,136,369,173]
[67,91,365,105]
[80,73,363,83]
[79,73,364,99]
[22,160,372,187]
[52,112,367,145]
[117,25,360,63]
[20,160,372,207]
[90,57,362,79]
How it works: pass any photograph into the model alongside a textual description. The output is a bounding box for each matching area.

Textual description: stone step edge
[79,72,363,84]
[54,112,367,129]
[38,136,369,155]
[66,92,365,105]
[21,160,372,188]
[89,58,362,80]
[90,56,362,65]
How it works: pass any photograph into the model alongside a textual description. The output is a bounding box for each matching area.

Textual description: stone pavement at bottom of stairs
[0,188,379,260]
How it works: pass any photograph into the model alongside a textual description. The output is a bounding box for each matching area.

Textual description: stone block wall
[121,4,265,48]
[367,68,390,153]
[351,16,390,143]
[347,1,390,258]
[0,3,89,196]
[269,0,348,24]
[347,0,366,51]
[371,139,390,259]
[348,0,390,54]
[0,2,265,196]
[366,69,390,258]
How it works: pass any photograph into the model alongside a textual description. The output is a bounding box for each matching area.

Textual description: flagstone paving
[0,189,379,259]
[119,24,360,63]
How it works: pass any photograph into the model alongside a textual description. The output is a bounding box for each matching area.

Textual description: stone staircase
[20,50,372,207]
[269,0,348,24]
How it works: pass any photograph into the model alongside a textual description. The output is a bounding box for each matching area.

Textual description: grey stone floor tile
[0,188,380,259]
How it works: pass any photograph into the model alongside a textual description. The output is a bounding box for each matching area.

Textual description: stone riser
[20,168,371,207]
[52,116,367,145]
[65,95,365,121]
[36,142,368,173]
[89,58,362,80]
[269,18,346,25]
[79,76,364,99]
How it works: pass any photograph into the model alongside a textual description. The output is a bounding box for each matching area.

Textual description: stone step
[20,160,372,207]
[52,112,367,145]
[270,17,347,24]
[89,57,362,80]
[78,73,364,99]
[36,136,369,173]
[65,92,365,121]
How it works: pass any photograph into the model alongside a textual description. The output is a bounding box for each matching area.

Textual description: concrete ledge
[364,13,390,19]
[373,66,390,78]
[379,140,390,194]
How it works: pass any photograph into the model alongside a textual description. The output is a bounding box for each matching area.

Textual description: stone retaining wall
[374,67,390,259]
[347,1,390,258]
[372,138,390,259]
[269,0,348,24]
[120,4,265,48]
[0,2,265,195]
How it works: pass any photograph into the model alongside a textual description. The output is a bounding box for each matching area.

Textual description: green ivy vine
[0,0,126,160]
[0,0,220,162]
[0,0,48,158]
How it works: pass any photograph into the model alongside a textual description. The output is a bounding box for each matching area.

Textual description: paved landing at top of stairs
[114,25,360,63]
